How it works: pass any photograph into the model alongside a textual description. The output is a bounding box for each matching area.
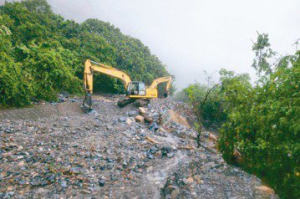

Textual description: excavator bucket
[82,93,92,113]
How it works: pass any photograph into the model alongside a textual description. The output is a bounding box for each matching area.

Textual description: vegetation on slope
[0,0,171,107]
[177,34,300,198]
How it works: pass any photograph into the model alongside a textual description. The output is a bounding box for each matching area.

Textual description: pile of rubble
[0,96,278,198]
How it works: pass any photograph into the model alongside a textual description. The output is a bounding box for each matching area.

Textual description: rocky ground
[0,95,278,199]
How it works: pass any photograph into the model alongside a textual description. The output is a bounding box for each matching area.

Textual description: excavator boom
[84,59,132,94]
[83,59,132,111]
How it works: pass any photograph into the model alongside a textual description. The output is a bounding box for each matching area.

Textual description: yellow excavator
[83,59,172,111]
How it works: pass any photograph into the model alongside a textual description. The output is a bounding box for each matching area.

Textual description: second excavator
[83,59,172,111]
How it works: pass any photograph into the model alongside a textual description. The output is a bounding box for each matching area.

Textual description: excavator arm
[149,76,172,97]
[83,59,132,111]
[84,59,132,93]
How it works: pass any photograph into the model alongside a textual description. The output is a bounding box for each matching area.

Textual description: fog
[2,0,300,89]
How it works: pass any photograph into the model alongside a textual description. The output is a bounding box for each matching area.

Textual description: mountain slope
[0,0,171,107]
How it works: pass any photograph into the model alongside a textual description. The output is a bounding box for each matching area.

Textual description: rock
[209,133,217,141]
[59,97,67,103]
[186,177,194,184]
[70,167,81,174]
[143,115,153,123]
[98,179,105,187]
[171,188,180,199]
[138,107,147,114]
[161,146,172,157]
[17,161,25,167]
[61,180,67,188]
[255,186,275,194]
[147,153,154,159]
[126,118,133,125]
[149,122,159,131]
[0,96,280,198]
[107,163,114,170]
[110,174,118,181]
[194,175,202,184]
[135,115,144,123]
[122,161,128,168]
[60,91,70,98]
[89,110,99,117]
[118,117,127,123]
[128,111,139,117]
[149,146,159,154]
[167,153,175,158]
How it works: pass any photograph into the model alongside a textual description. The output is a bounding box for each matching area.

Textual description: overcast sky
[2,0,300,88]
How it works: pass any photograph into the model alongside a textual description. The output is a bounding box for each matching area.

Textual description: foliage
[183,82,221,148]
[0,16,33,107]
[183,83,226,127]
[218,51,300,198]
[0,0,171,107]
[0,54,33,107]
[180,33,299,198]
[252,32,275,76]
[21,42,82,101]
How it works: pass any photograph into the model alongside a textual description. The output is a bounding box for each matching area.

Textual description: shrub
[218,52,300,198]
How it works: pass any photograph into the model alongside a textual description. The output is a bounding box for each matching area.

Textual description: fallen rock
[194,175,202,184]
[186,177,194,184]
[118,117,127,123]
[128,111,139,117]
[161,146,172,157]
[139,107,147,114]
[17,161,25,167]
[98,179,105,187]
[171,188,180,199]
[143,114,153,123]
[149,122,159,131]
[135,115,144,123]
[126,118,133,125]
[209,133,217,141]
[255,186,275,194]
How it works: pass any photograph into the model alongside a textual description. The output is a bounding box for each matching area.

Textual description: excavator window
[127,82,146,96]
[138,82,146,95]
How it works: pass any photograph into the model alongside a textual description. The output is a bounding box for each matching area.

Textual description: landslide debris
[0,96,278,198]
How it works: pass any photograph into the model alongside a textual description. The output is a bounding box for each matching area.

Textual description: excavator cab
[126,81,146,96]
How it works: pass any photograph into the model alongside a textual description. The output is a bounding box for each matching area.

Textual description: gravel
[0,95,278,198]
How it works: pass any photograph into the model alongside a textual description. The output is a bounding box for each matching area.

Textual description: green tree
[252,32,275,76]
[0,0,172,106]
[0,19,33,107]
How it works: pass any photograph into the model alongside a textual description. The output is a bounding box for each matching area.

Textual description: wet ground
[0,96,278,198]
